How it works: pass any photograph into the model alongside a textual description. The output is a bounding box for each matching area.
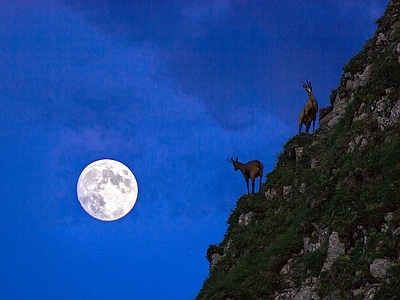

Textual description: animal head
[301,79,313,95]
[227,156,239,171]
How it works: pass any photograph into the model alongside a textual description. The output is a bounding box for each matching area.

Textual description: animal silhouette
[227,157,263,195]
[299,79,319,134]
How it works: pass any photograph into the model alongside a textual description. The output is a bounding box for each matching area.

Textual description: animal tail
[258,161,264,175]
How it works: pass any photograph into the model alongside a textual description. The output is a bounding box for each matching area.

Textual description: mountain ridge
[196,1,400,299]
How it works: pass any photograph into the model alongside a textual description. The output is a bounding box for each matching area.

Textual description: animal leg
[259,175,262,192]
[251,179,255,195]
[312,118,316,133]
[245,178,250,195]
[305,122,311,134]
[299,111,304,133]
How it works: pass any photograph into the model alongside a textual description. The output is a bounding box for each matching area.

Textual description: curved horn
[302,79,312,89]
[227,156,235,163]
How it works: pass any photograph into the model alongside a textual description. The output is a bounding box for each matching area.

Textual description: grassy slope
[197,1,400,299]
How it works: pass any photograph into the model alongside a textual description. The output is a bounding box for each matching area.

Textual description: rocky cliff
[197,1,400,299]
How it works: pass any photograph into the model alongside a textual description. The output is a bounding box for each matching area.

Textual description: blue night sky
[0,0,389,299]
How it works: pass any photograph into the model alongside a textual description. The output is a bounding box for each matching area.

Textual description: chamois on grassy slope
[227,157,263,195]
[299,79,319,134]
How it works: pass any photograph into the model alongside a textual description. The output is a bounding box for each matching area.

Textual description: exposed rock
[321,64,373,132]
[348,140,356,153]
[319,106,332,121]
[369,258,392,278]
[352,286,365,297]
[348,134,369,153]
[369,92,400,130]
[354,135,363,145]
[376,95,391,113]
[303,237,320,253]
[279,258,295,276]
[310,156,319,169]
[370,94,400,130]
[210,253,225,270]
[381,223,389,233]
[354,111,369,123]
[304,227,328,253]
[376,32,388,45]
[238,212,253,226]
[294,285,319,300]
[283,186,292,197]
[378,116,391,130]
[274,276,320,300]
[351,285,378,300]
[316,227,329,244]
[280,258,294,276]
[280,258,297,290]
[265,188,277,200]
[345,80,353,89]
[319,93,349,131]
[224,240,231,252]
[346,65,372,90]
[396,41,400,61]
[299,183,306,194]
[364,286,377,300]
[353,102,368,122]
[359,138,368,150]
[353,65,371,89]
[392,226,400,238]
[322,231,345,272]
[389,99,400,124]
[295,147,304,161]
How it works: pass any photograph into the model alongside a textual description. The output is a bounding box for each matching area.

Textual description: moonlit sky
[0,0,389,299]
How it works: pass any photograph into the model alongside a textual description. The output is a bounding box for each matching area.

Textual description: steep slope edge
[197,1,400,299]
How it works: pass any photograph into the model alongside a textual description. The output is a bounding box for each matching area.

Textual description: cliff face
[197,1,400,299]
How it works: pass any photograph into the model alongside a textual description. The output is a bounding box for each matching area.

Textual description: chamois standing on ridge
[299,79,318,134]
[227,157,263,195]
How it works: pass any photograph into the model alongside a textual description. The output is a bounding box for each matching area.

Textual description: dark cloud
[61,0,388,130]
[0,0,289,225]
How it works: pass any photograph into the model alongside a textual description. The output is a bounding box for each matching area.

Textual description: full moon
[77,159,138,221]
